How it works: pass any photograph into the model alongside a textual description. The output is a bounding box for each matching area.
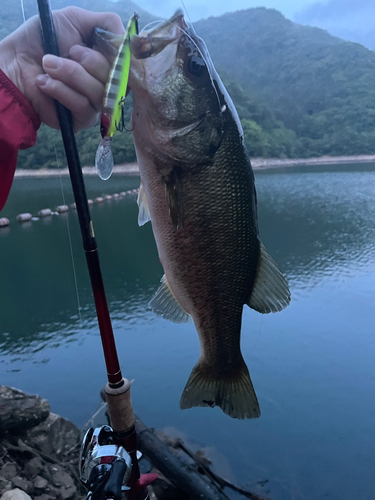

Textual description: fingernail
[42,54,61,70]
[69,45,88,63]
[36,74,49,87]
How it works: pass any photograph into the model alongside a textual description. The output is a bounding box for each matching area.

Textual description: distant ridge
[195,7,375,156]
[2,2,375,164]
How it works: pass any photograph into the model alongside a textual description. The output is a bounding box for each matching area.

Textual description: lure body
[95,14,138,180]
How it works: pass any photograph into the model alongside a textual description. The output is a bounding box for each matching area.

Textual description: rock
[0,464,18,481]
[0,489,32,500]
[10,478,31,494]
[0,386,50,433]
[59,485,77,500]
[33,476,48,492]
[50,465,74,489]
[26,413,80,458]
[24,457,44,479]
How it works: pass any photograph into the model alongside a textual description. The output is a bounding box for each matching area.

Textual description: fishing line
[177,25,225,129]
[140,19,165,33]
[180,0,195,32]
[19,0,31,50]
[54,143,83,328]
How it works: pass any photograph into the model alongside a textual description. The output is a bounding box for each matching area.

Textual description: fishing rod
[36,1,155,498]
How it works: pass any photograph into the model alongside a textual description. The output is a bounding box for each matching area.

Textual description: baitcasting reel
[79,425,132,500]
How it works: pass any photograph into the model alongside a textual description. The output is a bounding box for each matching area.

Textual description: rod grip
[105,378,135,432]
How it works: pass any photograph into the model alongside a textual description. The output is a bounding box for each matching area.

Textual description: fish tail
[179,357,260,419]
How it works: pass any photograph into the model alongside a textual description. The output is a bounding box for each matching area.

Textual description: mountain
[195,7,375,156]
[3,2,375,162]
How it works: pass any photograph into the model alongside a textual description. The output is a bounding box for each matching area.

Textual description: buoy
[95,197,104,203]
[113,193,120,199]
[105,195,113,201]
[56,205,69,214]
[16,213,32,223]
[70,202,77,209]
[88,199,94,206]
[0,217,10,228]
[38,208,52,217]
[120,191,126,196]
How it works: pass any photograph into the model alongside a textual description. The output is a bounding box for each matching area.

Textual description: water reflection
[256,168,375,289]
[1,167,375,354]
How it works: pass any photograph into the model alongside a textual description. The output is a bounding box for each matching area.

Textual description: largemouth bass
[129,11,290,419]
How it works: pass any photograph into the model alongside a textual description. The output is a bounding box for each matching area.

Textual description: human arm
[0,6,124,211]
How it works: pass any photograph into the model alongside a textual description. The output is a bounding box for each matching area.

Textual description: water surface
[0,165,374,500]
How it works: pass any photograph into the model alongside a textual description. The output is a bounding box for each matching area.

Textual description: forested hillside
[2,2,375,167]
[196,8,375,157]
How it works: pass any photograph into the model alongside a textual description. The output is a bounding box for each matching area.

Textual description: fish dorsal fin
[149,275,190,323]
[137,181,151,226]
[247,242,291,314]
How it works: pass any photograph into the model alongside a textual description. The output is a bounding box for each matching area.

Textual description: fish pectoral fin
[149,275,190,323]
[137,181,151,226]
[165,171,184,230]
[247,241,291,314]
[180,357,261,419]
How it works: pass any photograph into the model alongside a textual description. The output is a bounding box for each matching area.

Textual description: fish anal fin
[137,181,151,226]
[180,357,260,419]
[247,242,291,314]
[149,275,190,324]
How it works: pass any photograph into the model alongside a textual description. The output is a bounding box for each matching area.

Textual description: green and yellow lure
[95,14,138,180]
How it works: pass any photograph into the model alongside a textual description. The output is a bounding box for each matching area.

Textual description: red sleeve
[0,69,41,212]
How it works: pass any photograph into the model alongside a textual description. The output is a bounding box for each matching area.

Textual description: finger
[59,7,124,46]
[69,45,111,84]
[36,74,98,131]
[42,54,104,112]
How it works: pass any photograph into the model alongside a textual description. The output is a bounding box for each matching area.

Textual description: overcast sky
[130,0,316,22]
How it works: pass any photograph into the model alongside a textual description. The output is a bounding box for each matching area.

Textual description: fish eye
[187,56,205,77]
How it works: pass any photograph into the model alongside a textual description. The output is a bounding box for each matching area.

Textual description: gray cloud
[295,0,373,22]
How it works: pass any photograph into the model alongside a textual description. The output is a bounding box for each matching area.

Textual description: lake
[0,164,374,500]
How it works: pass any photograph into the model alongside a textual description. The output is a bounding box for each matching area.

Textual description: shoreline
[14,154,375,178]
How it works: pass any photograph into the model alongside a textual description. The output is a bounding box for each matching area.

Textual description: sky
[131,0,316,22]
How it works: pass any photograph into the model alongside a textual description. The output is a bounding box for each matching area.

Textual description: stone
[59,485,77,500]
[10,478,31,493]
[0,489,32,500]
[0,386,50,433]
[33,476,48,491]
[0,464,18,481]
[24,457,44,479]
[26,413,80,458]
[50,465,74,489]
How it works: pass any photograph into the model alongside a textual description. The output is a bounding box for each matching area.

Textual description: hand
[0,6,124,131]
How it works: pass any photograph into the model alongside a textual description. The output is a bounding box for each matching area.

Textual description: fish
[94,14,138,180]
[128,10,291,419]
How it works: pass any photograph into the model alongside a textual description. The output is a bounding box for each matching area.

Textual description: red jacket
[0,69,40,211]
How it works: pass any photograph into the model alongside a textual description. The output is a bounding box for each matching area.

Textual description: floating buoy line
[0,188,139,230]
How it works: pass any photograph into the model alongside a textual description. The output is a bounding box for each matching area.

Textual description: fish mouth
[130,10,187,60]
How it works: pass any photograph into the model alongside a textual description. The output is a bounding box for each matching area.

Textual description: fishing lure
[95,14,139,180]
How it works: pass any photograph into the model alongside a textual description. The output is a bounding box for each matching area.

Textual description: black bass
[129,11,290,419]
